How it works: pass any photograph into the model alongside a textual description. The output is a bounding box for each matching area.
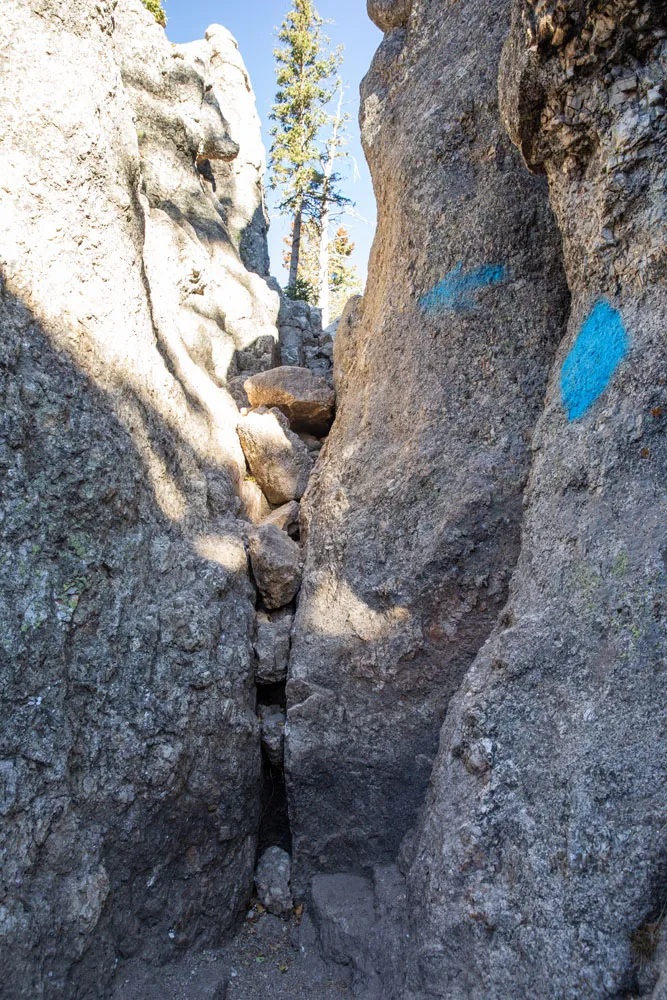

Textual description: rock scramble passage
[0,0,666,998]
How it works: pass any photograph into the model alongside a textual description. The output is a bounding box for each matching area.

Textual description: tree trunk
[318,201,330,328]
[288,201,303,293]
[317,82,344,327]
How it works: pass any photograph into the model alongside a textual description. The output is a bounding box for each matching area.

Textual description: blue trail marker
[419,261,508,315]
[560,300,629,421]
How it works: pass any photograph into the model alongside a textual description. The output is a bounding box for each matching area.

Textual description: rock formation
[285,0,569,896]
[2,0,666,996]
[244,366,336,436]
[247,524,303,610]
[0,1,279,995]
[237,407,313,505]
[407,3,667,997]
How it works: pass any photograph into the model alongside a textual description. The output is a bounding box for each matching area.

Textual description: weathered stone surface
[367,0,413,33]
[237,407,312,505]
[255,612,293,685]
[200,22,273,279]
[244,366,336,435]
[0,0,276,993]
[278,296,332,380]
[227,375,250,409]
[304,866,408,999]
[248,525,303,610]
[286,0,569,897]
[255,847,293,916]
[239,478,271,524]
[408,5,667,999]
[260,500,301,536]
[278,323,306,367]
[115,4,280,393]
[311,875,377,992]
[259,705,286,768]
[228,335,281,380]
[298,432,323,453]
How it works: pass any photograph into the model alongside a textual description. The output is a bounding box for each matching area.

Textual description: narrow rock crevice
[255,615,292,857]
[3,0,666,997]
[233,299,337,924]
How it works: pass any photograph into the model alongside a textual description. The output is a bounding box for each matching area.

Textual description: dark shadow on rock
[195,157,217,192]
[158,196,233,250]
[239,203,272,278]
[0,281,261,999]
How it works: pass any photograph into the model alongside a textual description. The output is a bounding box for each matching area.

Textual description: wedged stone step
[237,407,312,506]
[244,366,335,436]
[247,524,302,610]
[254,611,293,685]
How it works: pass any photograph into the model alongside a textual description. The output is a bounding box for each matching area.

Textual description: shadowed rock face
[408,4,667,998]
[285,0,569,897]
[0,1,278,994]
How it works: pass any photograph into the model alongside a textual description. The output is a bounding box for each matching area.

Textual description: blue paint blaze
[561,300,629,421]
[420,261,509,315]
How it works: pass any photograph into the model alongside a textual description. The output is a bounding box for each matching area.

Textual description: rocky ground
[112,908,349,1000]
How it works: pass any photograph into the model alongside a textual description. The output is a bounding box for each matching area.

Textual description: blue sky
[164,1,381,285]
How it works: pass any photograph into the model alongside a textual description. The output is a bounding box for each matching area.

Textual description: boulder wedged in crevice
[237,407,313,505]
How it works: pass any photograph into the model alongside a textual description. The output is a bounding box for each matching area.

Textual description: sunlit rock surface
[0,1,278,994]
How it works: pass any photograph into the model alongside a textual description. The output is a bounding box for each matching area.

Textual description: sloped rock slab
[237,407,312,505]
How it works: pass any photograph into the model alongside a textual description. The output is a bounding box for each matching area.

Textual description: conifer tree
[141,0,166,26]
[316,81,351,326]
[282,222,361,321]
[269,0,341,294]
[328,225,362,320]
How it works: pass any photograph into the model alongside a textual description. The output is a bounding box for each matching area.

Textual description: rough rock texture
[248,525,303,611]
[260,500,301,536]
[407,3,667,999]
[115,7,280,388]
[304,867,408,998]
[255,848,293,916]
[278,297,334,383]
[259,705,287,769]
[244,367,336,436]
[367,0,413,33]
[255,613,293,686]
[286,0,569,894]
[239,478,272,524]
[237,408,312,505]
[0,1,280,995]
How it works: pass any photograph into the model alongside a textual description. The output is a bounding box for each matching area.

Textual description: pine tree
[315,81,351,327]
[269,0,342,294]
[282,218,320,302]
[328,226,362,321]
[283,222,361,321]
[141,0,166,26]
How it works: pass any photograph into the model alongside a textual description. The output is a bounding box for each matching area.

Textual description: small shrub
[284,277,315,303]
[141,0,167,27]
